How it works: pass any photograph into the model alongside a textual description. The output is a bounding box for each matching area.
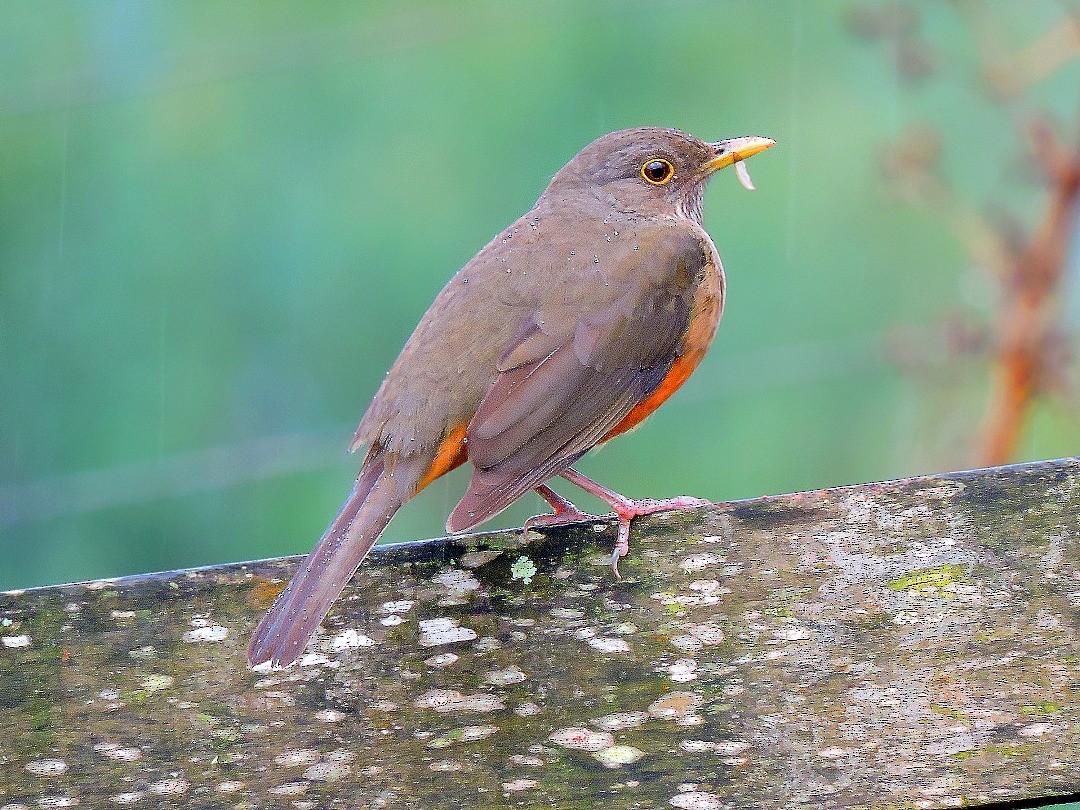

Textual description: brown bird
[248,127,774,668]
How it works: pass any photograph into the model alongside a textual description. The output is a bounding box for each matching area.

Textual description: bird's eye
[640,158,675,185]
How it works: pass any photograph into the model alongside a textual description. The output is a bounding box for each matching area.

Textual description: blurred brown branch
[979,118,1080,465]
[852,2,1079,466]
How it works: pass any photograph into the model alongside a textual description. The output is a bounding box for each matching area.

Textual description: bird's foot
[524,484,598,534]
[606,496,713,577]
[557,468,712,578]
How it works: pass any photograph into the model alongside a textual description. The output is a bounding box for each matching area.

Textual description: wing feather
[446,278,694,533]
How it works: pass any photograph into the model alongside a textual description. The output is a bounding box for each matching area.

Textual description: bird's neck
[676,185,705,224]
[535,188,705,227]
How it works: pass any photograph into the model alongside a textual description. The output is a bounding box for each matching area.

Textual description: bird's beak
[703,135,776,175]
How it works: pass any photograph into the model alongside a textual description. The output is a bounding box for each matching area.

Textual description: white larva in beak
[734,160,755,191]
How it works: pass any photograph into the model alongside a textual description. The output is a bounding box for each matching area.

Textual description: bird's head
[545,127,774,220]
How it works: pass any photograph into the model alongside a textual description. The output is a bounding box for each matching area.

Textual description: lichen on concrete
[0,457,1079,809]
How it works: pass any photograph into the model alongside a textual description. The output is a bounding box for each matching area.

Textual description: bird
[248,127,774,668]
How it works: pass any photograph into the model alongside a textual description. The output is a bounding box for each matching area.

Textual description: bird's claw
[610,519,630,578]
[608,495,712,578]
[523,508,592,534]
[634,496,713,511]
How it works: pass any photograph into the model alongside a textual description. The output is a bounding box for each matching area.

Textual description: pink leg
[523,484,596,534]
[560,468,711,576]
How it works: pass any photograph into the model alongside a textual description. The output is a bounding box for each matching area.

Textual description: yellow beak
[703,135,776,174]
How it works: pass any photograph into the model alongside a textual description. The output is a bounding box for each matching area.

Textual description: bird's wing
[446,228,707,532]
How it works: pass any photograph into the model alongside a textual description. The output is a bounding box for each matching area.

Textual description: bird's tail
[247,451,417,668]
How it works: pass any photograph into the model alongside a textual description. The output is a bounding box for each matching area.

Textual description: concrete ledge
[1,458,1079,808]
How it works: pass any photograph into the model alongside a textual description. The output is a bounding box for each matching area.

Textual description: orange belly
[601,259,723,442]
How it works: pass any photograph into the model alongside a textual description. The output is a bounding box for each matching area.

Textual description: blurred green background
[2,1,1078,593]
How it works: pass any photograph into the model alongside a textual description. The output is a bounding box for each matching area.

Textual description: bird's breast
[601,248,723,442]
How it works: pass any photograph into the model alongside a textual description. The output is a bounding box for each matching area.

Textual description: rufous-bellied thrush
[249,128,775,668]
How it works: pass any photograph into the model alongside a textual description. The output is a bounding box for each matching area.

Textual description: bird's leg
[523,484,597,534]
[559,468,712,576]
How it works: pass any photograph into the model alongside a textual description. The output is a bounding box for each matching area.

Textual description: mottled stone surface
[1,458,1079,809]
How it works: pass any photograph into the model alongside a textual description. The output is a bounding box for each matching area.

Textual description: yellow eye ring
[641,158,675,185]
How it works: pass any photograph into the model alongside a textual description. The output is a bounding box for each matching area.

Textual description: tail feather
[248,455,406,668]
